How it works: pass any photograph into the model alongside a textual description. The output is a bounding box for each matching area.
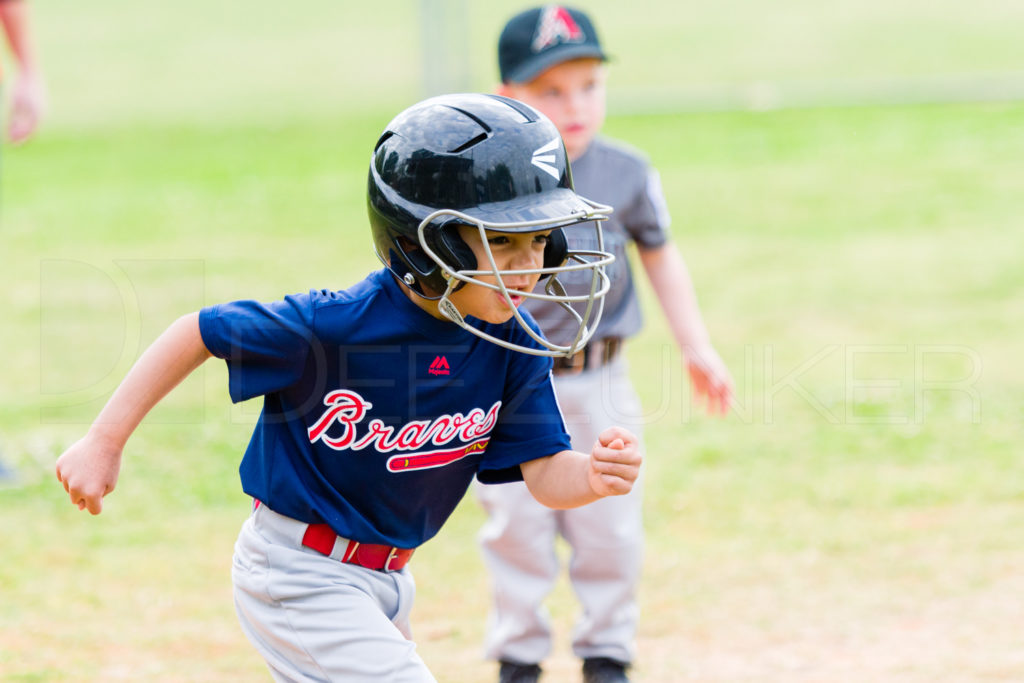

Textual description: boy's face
[447,225,552,324]
[500,57,606,161]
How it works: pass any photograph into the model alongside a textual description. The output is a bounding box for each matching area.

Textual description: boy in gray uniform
[476,6,734,682]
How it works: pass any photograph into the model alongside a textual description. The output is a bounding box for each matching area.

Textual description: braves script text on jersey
[199,268,572,550]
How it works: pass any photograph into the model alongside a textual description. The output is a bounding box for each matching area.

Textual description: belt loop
[342,540,360,563]
[384,547,400,572]
[602,337,621,365]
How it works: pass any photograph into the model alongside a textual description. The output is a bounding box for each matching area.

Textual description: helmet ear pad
[541,228,568,277]
[424,223,477,292]
[434,224,478,272]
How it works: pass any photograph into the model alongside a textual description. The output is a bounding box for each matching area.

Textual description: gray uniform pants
[233,503,436,682]
[476,357,645,665]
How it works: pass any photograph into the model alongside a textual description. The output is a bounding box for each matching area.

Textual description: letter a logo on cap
[532,6,584,52]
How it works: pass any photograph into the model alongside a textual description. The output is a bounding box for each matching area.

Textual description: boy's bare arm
[639,242,734,415]
[55,313,213,514]
[521,426,641,509]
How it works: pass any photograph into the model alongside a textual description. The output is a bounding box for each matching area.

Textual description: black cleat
[582,657,630,683]
[499,660,542,683]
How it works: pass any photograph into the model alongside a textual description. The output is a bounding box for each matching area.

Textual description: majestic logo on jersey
[532,5,584,52]
[428,355,450,376]
[307,389,501,472]
[531,138,562,180]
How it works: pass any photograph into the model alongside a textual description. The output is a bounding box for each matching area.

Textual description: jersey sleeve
[199,292,317,403]
[621,166,672,249]
[476,325,572,484]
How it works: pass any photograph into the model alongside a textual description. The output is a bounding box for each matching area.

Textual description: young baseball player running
[55,93,642,683]
[476,7,735,683]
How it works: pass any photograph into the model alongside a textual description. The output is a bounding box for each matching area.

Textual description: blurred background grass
[2,1,1024,681]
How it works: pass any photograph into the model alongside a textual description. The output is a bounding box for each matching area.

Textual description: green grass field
[2,2,1024,681]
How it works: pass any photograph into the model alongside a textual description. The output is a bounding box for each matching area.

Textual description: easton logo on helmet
[531,5,584,52]
[531,138,562,180]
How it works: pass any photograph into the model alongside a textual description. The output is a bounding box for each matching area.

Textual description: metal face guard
[417,199,615,357]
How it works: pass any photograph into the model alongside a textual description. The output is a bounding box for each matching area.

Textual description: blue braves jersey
[199,269,571,548]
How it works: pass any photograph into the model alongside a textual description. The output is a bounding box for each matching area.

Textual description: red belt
[253,500,414,572]
[301,523,414,572]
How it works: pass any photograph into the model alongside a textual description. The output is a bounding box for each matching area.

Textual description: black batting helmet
[367,93,613,357]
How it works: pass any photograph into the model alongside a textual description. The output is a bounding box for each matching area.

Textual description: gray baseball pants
[232,503,436,682]
[476,356,645,665]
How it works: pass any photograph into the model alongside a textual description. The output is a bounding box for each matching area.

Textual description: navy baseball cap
[498,5,609,84]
